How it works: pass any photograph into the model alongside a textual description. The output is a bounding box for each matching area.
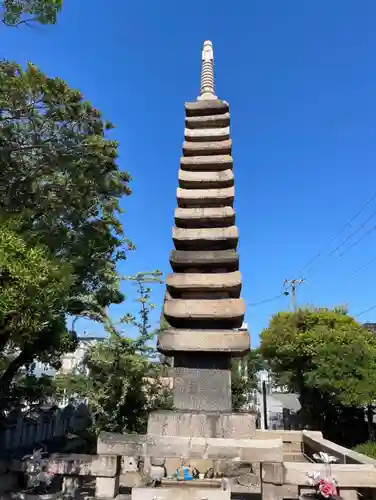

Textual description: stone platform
[147,411,256,439]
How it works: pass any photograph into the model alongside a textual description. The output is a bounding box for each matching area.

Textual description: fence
[0,403,91,454]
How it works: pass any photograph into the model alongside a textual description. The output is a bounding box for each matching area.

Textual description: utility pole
[283,279,306,312]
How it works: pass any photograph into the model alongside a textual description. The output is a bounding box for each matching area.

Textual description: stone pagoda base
[146,409,258,481]
[148,410,256,439]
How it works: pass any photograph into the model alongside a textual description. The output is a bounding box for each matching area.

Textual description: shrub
[353,441,376,459]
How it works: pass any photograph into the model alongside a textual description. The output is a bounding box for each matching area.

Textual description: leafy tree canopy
[0,60,132,402]
[0,223,77,409]
[259,307,376,408]
[0,221,73,348]
[2,0,62,27]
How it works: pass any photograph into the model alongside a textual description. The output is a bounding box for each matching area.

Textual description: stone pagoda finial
[198,40,217,101]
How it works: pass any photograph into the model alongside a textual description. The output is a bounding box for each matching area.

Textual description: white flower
[313,452,338,464]
[307,471,321,485]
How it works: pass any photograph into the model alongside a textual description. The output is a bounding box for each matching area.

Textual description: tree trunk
[367,404,374,441]
[0,349,33,406]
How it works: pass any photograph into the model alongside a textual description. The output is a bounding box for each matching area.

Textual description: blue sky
[4,0,376,344]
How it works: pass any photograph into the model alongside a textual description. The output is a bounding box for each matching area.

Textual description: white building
[33,336,101,378]
[58,336,100,375]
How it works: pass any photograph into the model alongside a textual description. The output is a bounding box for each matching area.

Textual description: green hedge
[353,441,376,459]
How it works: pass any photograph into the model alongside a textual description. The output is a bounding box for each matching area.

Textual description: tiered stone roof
[157,41,250,412]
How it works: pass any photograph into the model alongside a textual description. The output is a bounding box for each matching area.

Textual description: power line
[305,213,376,280]
[354,304,376,318]
[341,255,376,284]
[248,292,288,307]
[298,191,376,278]
[338,225,376,258]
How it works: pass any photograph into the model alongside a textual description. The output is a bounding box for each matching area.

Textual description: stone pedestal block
[96,475,119,499]
[147,410,256,439]
[172,353,232,411]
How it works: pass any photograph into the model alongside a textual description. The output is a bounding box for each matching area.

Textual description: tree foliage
[260,307,376,444]
[0,60,132,405]
[2,0,62,27]
[0,221,72,345]
[56,272,173,435]
[231,349,264,411]
[0,223,77,409]
[260,307,376,407]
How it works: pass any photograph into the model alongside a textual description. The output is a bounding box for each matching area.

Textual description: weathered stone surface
[170,249,239,272]
[184,126,230,142]
[158,328,250,354]
[47,453,119,477]
[173,354,232,411]
[183,139,232,156]
[175,206,235,228]
[132,487,230,500]
[181,154,233,171]
[97,432,146,456]
[147,411,256,438]
[144,435,283,462]
[120,470,143,487]
[302,431,376,464]
[185,112,230,129]
[166,271,241,295]
[185,99,229,116]
[96,475,119,498]
[177,187,234,207]
[178,169,234,189]
[172,226,238,251]
[163,298,245,328]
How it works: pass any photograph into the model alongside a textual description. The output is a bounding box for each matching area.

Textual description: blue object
[176,466,193,481]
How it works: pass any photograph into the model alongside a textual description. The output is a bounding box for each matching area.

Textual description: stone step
[163,298,245,329]
[174,207,235,228]
[166,271,242,297]
[181,154,233,171]
[284,452,309,462]
[158,327,250,354]
[183,139,232,156]
[177,187,234,208]
[170,249,239,272]
[178,169,234,189]
[172,226,238,251]
[185,112,230,129]
[185,99,229,117]
[184,126,230,142]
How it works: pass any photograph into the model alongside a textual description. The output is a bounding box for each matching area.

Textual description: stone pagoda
[151,40,254,439]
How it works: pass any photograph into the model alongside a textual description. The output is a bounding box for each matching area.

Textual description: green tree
[2,0,62,27]
[0,61,132,402]
[6,373,57,411]
[0,222,77,408]
[231,349,264,411]
[260,307,376,444]
[56,272,173,435]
